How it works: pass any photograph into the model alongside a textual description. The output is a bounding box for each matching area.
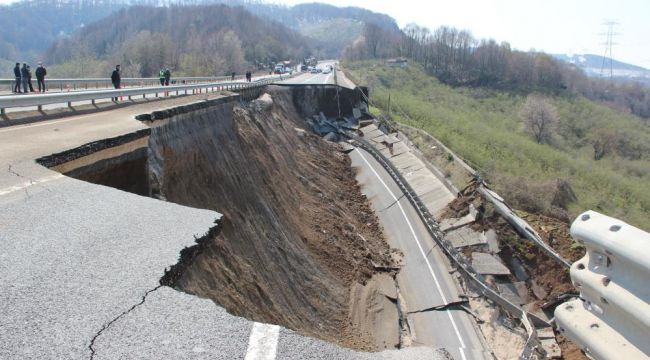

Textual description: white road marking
[355,149,468,359]
[0,173,64,196]
[244,322,280,360]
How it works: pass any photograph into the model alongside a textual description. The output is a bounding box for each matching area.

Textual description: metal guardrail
[348,133,546,360]
[395,123,572,269]
[0,74,297,115]
[0,76,244,92]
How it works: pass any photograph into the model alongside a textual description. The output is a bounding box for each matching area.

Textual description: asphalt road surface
[349,147,490,360]
[0,92,451,359]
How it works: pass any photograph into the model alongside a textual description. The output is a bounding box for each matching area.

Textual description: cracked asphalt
[0,95,455,359]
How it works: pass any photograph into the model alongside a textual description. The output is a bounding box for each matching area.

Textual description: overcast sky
[277,0,650,69]
[1,0,648,68]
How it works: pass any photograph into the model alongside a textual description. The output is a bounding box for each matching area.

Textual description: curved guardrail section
[348,134,546,360]
[394,122,572,269]
[555,211,650,359]
[0,74,297,115]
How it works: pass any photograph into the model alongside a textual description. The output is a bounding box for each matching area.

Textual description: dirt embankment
[153,87,398,350]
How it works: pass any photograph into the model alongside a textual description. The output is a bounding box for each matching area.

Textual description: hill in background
[0,0,399,76]
[44,4,312,77]
[554,53,650,87]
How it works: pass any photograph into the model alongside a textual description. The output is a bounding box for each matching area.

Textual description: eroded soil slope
[155,88,396,350]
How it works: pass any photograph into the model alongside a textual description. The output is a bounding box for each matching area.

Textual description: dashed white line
[355,149,468,360]
[244,322,280,360]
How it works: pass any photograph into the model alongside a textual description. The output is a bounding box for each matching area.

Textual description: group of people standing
[158,68,171,86]
[13,62,47,93]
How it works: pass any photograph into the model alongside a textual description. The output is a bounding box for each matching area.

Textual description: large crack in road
[42,87,406,353]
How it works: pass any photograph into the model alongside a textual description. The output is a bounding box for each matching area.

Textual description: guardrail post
[1,108,5,116]
[67,101,72,108]
[37,105,42,111]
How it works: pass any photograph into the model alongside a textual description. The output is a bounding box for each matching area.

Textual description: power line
[599,20,619,81]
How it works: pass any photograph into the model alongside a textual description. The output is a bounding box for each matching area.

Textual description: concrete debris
[337,141,356,153]
[471,252,511,275]
[541,338,562,358]
[445,227,487,248]
[530,279,548,300]
[536,327,555,339]
[440,210,477,232]
[294,128,306,138]
[485,229,499,253]
[496,282,525,305]
[250,93,273,112]
[509,257,529,282]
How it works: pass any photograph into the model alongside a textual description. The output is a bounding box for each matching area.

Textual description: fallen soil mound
[151,87,398,350]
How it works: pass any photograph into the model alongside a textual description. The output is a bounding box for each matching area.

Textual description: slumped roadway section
[0,92,451,359]
[349,145,490,360]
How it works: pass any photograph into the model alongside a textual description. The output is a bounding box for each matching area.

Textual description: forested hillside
[45,4,312,77]
[345,62,650,230]
[345,24,650,122]
[0,0,398,75]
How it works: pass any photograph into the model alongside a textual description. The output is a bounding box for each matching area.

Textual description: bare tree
[591,128,617,160]
[520,94,559,144]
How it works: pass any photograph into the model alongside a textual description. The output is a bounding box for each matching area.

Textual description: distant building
[386,58,408,67]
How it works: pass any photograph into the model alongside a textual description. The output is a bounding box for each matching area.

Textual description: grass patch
[345,61,650,230]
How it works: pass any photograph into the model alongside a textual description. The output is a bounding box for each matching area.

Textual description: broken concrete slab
[537,327,556,340]
[541,338,562,358]
[496,282,525,305]
[530,279,548,300]
[352,108,362,119]
[485,229,499,253]
[471,252,511,276]
[445,227,487,248]
[440,210,477,232]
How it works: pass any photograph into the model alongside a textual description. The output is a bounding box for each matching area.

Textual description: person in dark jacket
[13,63,21,93]
[35,63,47,92]
[26,65,35,92]
[111,65,121,101]
[20,64,29,93]
[164,68,171,86]
[231,71,235,81]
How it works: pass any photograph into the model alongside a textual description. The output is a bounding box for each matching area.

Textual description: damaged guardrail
[0,74,297,115]
[395,123,572,269]
[348,133,546,360]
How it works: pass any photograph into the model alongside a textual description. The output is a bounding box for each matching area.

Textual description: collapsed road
[0,69,487,360]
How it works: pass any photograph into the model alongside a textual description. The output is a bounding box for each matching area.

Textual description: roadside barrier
[0,74,298,115]
[348,133,546,360]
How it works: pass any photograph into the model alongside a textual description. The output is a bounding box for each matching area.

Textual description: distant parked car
[322,68,331,74]
[310,68,320,74]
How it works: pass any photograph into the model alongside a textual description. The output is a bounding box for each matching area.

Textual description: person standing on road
[13,63,21,93]
[158,68,165,86]
[20,63,30,93]
[231,71,235,81]
[35,63,47,92]
[164,68,171,86]
[111,64,121,102]
[26,65,35,92]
